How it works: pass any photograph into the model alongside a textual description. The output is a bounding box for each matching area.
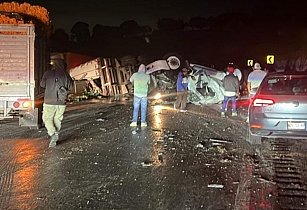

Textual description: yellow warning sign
[267,55,274,64]
[247,60,253,67]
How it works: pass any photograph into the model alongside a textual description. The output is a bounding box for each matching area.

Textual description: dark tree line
[50,12,307,69]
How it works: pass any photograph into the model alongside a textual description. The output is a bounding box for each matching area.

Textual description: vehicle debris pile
[69,56,246,105]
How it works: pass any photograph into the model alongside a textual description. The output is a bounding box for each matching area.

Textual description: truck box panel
[0,85,29,96]
[0,62,27,67]
[0,71,27,80]
[0,58,27,63]
[0,25,31,97]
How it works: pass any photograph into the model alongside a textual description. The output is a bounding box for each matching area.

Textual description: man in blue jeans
[130,64,151,127]
[174,68,189,112]
[221,64,240,117]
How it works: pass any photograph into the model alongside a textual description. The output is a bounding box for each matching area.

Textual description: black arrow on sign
[268,56,273,64]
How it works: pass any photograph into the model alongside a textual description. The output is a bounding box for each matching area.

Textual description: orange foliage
[0,14,24,24]
[0,2,50,25]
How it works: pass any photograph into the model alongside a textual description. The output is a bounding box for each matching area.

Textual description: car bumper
[250,127,307,139]
[249,117,307,139]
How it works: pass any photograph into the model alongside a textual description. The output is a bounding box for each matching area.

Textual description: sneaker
[173,104,177,110]
[54,132,59,141]
[179,109,187,113]
[221,112,226,117]
[130,122,137,127]
[49,134,57,148]
[232,112,238,117]
[141,122,148,127]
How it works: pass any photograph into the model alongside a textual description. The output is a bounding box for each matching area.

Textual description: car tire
[162,53,184,81]
[163,53,182,70]
[247,129,262,145]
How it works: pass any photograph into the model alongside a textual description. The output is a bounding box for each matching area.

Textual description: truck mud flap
[19,108,42,128]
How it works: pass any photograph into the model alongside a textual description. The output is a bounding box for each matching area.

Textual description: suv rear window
[259,75,307,95]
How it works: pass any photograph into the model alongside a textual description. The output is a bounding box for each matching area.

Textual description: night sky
[13,0,257,30]
[12,0,306,31]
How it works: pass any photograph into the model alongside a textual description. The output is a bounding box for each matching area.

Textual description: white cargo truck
[0,23,48,127]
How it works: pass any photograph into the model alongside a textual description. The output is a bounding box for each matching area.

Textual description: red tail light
[13,101,20,108]
[253,98,275,107]
[16,98,33,109]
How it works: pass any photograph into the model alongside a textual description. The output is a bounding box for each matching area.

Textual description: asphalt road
[0,99,305,209]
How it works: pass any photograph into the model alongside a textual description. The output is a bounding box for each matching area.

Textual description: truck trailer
[0,23,48,127]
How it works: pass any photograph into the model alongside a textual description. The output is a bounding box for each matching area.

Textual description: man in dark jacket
[40,56,73,147]
[221,65,239,117]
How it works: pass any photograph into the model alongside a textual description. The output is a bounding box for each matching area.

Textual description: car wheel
[163,53,182,70]
[247,129,262,145]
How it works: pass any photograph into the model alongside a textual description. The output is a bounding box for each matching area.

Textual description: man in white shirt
[221,65,240,117]
[247,63,267,97]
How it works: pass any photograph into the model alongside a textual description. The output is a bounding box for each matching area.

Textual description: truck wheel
[247,129,262,145]
[163,53,182,70]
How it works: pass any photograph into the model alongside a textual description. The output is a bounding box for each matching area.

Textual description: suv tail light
[253,98,275,107]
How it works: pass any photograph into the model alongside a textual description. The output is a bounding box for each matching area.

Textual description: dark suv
[248,72,307,144]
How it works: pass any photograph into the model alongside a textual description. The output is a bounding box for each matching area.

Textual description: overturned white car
[188,64,242,104]
[147,60,242,105]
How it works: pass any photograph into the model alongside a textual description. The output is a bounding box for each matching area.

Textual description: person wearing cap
[247,62,267,97]
[174,68,190,112]
[130,64,151,127]
[221,65,240,117]
[40,57,73,147]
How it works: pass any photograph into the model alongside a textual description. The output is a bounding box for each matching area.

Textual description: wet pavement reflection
[0,138,44,210]
[150,105,166,167]
[0,100,256,209]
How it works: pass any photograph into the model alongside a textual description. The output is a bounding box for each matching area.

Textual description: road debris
[158,153,164,163]
[71,147,84,152]
[216,146,227,154]
[222,127,232,132]
[220,158,232,163]
[141,160,154,167]
[256,177,276,184]
[203,122,210,126]
[196,129,203,141]
[209,138,232,144]
[157,138,164,143]
[208,184,224,189]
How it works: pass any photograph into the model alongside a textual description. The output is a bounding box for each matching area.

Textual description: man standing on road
[247,62,267,97]
[174,68,189,112]
[221,64,240,117]
[130,64,151,127]
[40,56,73,147]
